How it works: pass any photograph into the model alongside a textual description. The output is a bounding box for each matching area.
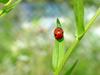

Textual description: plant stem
[55,8,100,75]
[5,0,12,6]
[85,8,100,33]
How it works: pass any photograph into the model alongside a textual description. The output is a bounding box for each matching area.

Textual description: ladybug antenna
[57,18,62,28]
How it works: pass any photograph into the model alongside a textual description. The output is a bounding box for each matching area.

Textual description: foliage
[52,0,100,75]
[0,0,9,4]
[0,0,100,75]
[0,0,21,16]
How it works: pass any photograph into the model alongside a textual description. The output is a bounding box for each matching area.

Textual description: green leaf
[0,0,9,4]
[0,0,21,16]
[58,38,65,67]
[52,39,59,71]
[55,39,79,74]
[52,19,65,71]
[57,18,62,28]
[52,39,65,71]
[64,59,78,75]
[73,0,85,39]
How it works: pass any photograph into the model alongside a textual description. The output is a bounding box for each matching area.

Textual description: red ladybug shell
[54,27,64,40]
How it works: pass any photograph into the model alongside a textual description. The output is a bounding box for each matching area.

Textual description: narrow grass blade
[57,19,65,68]
[73,0,85,39]
[85,8,100,33]
[52,19,65,71]
[0,0,9,4]
[52,39,65,71]
[58,38,65,67]
[56,39,79,74]
[64,59,78,75]
[52,39,59,71]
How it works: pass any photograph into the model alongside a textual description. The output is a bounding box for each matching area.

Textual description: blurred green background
[0,0,100,75]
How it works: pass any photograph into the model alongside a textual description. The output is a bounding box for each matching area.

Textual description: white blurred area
[10,4,100,54]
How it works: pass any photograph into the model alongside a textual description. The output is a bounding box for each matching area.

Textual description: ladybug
[54,27,64,40]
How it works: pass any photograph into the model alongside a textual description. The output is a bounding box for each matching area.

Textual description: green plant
[0,0,21,16]
[52,0,100,75]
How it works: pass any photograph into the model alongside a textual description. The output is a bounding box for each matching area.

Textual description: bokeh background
[0,0,100,75]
